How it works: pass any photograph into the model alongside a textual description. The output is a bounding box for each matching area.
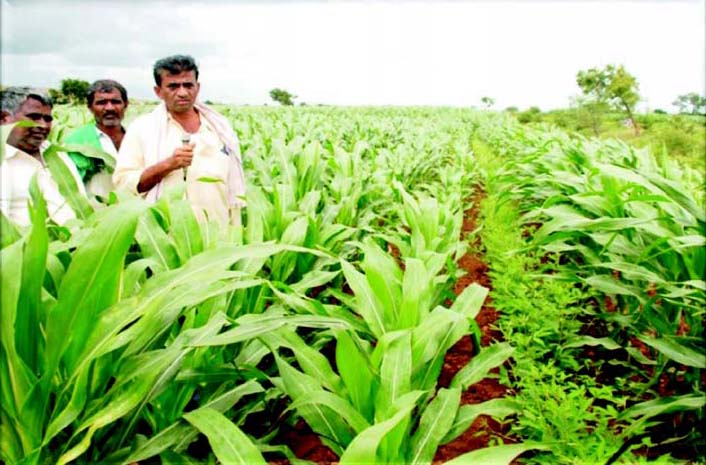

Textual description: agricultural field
[2,104,704,465]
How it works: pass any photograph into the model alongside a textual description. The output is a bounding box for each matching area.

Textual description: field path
[433,188,516,463]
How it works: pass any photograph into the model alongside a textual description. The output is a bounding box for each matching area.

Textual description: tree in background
[516,106,542,124]
[480,96,495,109]
[672,92,706,115]
[60,78,90,104]
[569,96,610,137]
[576,64,641,135]
[48,88,69,104]
[269,88,296,106]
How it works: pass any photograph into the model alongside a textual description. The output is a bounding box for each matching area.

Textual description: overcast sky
[1,0,704,111]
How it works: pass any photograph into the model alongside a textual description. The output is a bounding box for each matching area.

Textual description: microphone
[181,134,191,181]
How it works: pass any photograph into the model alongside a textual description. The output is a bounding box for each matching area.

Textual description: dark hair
[86,79,128,106]
[0,87,52,116]
[153,55,199,86]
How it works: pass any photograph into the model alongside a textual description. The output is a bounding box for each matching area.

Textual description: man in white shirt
[65,79,128,202]
[113,55,246,226]
[1,87,85,227]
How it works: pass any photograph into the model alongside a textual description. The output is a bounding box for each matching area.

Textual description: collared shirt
[115,109,233,225]
[0,143,84,226]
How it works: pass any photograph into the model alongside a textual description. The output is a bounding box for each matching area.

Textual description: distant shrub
[639,118,706,167]
[517,106,542,124]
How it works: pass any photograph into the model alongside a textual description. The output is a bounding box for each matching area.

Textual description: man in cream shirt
[114,55,246,226]
[1,87,85,227]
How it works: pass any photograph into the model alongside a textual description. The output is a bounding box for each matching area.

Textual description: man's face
[154,70,200,114]
[4,98,53,154]
[89,89,127,129]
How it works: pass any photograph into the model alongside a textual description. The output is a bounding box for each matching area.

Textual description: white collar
[3,140,49,161]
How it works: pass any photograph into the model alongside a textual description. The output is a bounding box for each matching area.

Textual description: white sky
[1,0,704,111]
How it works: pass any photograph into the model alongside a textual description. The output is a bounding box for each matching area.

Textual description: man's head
[87,79,128,129]
[1,87,53,155]
[152,55,200,114]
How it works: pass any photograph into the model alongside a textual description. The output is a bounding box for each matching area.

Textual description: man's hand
[168,142,195,170]
[137,142,195,193]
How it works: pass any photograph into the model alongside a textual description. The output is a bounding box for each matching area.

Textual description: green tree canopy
[269,88,296,106]
[60,78,90,104]
[480,96,495,108]
[672,92,706,115]
[576,64,641,134]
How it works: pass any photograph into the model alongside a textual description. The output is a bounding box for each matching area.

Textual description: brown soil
[268,420,340,465]
[271,188,511,464]
[434,190,514,463]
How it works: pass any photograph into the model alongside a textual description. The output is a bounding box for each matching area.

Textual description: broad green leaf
[43,145,93,220]
[443,398,520,444]
[1,239,37,445]
[341,258,386,337]
[46,199,146,374]
[16,175,48,373]
[118,380,264,464]
[277,329,344,393]
[449,283,489,321]
[135,209,180,270]
[43,369,89,445]
[443,443,549,465]
[339,391,423,465]
[644,171,705,223]
[58,142,116,171]
[195,176,224,183]
[412,308,468,391]
[56,424,99,465]
[184,408,267,465]
[336,330,375,422]
[638,336,706,368]
[192,314,287,347]
[375,331,412,416]
[450,343,514,390]
[595,261,664,285]
[410,387,462,465]
[117,314,228,446]
[275,355,353,454]
[619,394,706,420]
[1,210,21,249]
[0,404,24,463]
[563,336,621,350]
[120,258,157,298]
[399,258,429,328]
[359,238,402,329]
[291,269,340,294]
[375,331,413,461]
[169,200,204,262]
[272,213,309,281]
[285,390,371,434]
[127,276,262,356]
[72,245,283,377]
[582,274,642,299]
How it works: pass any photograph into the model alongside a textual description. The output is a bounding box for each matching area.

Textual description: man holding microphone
[114,55,246,226]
